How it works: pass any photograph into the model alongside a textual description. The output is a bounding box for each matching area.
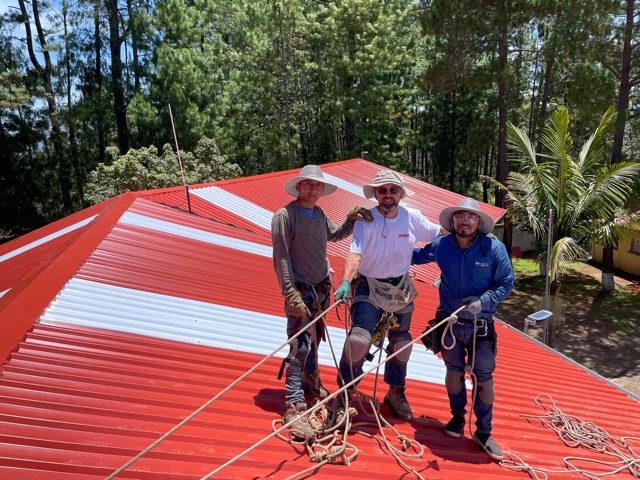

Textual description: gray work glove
[462,296,483,315]
[285,291,311,319]
[347,206,374,222]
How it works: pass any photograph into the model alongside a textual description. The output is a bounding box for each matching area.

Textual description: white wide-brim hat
[362,170,414,199]
[284,165,338,197]
[439,197,495,234]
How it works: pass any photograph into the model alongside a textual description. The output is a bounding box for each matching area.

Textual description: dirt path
[497,263,640,398]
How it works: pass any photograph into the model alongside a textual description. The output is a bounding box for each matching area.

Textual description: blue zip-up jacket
[412,232,514,319]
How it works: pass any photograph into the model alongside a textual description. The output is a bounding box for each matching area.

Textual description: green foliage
[3,0,640,241]
[490,106,640,284]
[84,137,242,204]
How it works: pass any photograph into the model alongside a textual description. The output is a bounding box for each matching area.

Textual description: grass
[509,258,640,334]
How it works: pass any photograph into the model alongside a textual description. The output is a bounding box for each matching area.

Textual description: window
[631,238,640,254]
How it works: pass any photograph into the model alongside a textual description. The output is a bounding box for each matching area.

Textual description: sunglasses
[452,212,480,222]
[376,186,400,195]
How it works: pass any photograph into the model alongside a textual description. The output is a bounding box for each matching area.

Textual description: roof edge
[497,319,640,403]
[0,192,138,364]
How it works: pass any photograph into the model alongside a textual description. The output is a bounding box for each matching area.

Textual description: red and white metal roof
[1,159,638,479]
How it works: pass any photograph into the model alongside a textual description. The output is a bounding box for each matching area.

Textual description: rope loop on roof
[500,393,640,480]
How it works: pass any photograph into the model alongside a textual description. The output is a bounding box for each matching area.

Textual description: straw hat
[284,165,338,197]
[362,170,414,199]
[439,197,495,234]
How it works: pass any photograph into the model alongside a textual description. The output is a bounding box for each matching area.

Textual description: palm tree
[490,106,640,291]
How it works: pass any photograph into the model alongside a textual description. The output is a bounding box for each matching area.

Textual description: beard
[378,199,398,215]
[455,226,477,238]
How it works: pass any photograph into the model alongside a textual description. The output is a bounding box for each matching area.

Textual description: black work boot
[383,386,413,420]
[444,415,465,438]
[472,431,503,461]
[301,371,329,399]
[283,402,315,442]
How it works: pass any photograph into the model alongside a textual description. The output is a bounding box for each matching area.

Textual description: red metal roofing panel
[1,161,639,480]
[142,190,269,236]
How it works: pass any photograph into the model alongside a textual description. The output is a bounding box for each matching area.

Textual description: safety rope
[500,393,640,480]
[272,304,425,480]
[106,299,341,480]
[201,304,467,479]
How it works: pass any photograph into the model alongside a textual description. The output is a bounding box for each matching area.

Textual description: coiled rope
[500,393,640,480]
[200,305,466,479]
[271,302,429,480]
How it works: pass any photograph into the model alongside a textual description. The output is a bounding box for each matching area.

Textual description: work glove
[334,279,351,303]
[347,206,373,223]
[462,296,483,315]
[285,291,311,319]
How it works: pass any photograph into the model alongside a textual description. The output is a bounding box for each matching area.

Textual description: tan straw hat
[362,170,414,199]
[439,197,495,234]
[284,165,338,197]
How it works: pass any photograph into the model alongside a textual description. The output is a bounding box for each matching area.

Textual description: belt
[456,316,493,324]
[296,276,330,292]
[368,275,404,285]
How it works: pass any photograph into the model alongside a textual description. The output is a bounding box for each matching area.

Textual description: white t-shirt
[351,205,440,278]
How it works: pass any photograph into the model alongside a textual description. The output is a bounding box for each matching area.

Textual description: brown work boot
[328,391,353,429]
[384,386,413,421]
[283,402,315,442]
[301,372,329,399]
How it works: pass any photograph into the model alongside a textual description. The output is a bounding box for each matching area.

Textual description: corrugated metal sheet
[1,160,639,480]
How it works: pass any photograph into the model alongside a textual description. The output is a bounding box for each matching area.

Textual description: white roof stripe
[0,215,98,263]
[323,173,368,198]
[0,289,9,298]
[190,176,375,233]
[41,278,446,386]
[191,186,274,230]
[119,211,273,257]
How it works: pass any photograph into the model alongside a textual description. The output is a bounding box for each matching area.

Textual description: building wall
[592,236,640,276]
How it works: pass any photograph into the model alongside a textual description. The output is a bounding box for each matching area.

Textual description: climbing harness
[201,304,467,480]
[108,302,468,480]
[367,311,399,361]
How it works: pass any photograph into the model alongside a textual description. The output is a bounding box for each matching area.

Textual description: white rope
[106,300,340,479]
[500,394,640,480]
[200,305,467,479]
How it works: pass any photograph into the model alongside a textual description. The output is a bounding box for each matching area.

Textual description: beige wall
[592,237,640,276]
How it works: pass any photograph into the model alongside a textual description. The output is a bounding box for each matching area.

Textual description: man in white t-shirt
[333,170,441,422]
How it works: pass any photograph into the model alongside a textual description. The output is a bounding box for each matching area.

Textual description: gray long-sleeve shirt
[271,201,354,296]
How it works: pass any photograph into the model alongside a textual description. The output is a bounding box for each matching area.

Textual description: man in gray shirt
[271,164,371,441]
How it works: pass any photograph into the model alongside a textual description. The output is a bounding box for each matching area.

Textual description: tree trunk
[604,0,636,292]
[94,0,106,164]
[126,0,141,93]
[19,0,74,212]
[495,0,508,210]
[448,91,456,191]
[535,56,555,155]
[494,0,512,256]
[63,1,84,204]
[105,0,130,154]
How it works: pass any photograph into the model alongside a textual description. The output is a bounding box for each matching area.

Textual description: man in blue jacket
[412,197,514,461]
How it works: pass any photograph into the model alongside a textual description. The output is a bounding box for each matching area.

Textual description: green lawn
[510,258,639,334]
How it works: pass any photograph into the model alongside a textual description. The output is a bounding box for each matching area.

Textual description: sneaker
[301,372,329,399]
[283,402,315,442]
[383,386,413,421]
[472,431,503,461]
[444,415,465,438]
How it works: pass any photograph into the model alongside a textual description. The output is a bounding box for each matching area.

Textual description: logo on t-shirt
[398,233,409,238]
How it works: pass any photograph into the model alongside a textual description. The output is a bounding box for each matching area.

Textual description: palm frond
[578,106,615,173]
[549,236,589,281]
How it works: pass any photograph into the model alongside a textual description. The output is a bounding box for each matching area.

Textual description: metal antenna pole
[543,208,554,343]
[168,104,192,213]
